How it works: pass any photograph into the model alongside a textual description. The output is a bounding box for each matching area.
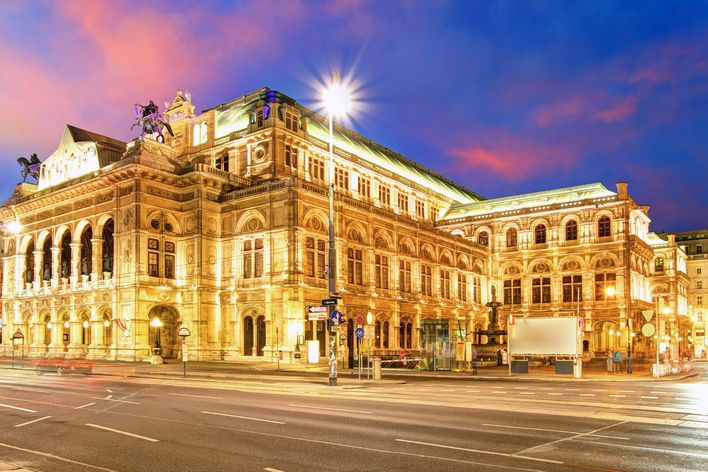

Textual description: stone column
[51,248,60,287]
[70,243,80,286]
[91,238,102,282]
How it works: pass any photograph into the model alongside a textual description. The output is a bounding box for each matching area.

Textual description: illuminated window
[347,248,363,285]
[399,260,412,293]
[358,176,371,199]
[285,145,298,170]
[655,257,664,272]
[503,279,521,305]
[309,157,325,183]
[192,122,208,146]
[305,237,326,279]
[532,277,551,304]
[473,277,481,303]
[430,206,439,221]
[534,224,547,244]
[335,168,349,191]
[164,241,175,279]
[243,239,264,278]
[563,275,582,302]
[478,231,489,246]
[506,228,517,248]
[415,200,425,219]
[598,216,611,238]
[458,273,467,302]
[379,185,391,207]
[440,269,451,299]
[421,265,433,296]
[565,220,578,241]
[397,192,409,213]
[375,254,389,289]
[148,239,159,277]
[595,273,616,301]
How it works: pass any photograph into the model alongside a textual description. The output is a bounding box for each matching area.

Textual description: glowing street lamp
[150,317,163,355]
[322,71,352,387]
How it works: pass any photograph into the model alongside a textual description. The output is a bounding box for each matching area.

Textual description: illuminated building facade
[0,87,694,364]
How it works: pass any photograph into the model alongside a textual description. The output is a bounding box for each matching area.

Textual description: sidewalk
[1,357,700,384]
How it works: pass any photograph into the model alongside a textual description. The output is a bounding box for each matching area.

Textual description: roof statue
[132,100,174,143]
[17,153,41,183]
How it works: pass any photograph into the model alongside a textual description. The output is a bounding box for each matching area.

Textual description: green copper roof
[441,182,617,220]
[647,232,669,247]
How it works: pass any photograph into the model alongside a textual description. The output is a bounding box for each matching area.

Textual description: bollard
[372,357,381,380]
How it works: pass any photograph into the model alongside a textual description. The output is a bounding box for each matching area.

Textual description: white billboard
[509,316,579,356]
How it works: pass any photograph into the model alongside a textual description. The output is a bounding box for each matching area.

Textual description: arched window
[478,231,489,246]
[565,220,578,241]
[375,320,382,348]
[655,257,664,272]
[534,224,547,244]
[42,238,52,281]
[399,319,413,349]
[598,216,611,238]
[506,228,517,248]
[80,227,92,276]
[60,233,71,278]
[383,320,390,348]
[102,219,114,273]
[25,241,35,284]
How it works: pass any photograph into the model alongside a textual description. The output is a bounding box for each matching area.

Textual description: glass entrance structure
[419,320,452,370]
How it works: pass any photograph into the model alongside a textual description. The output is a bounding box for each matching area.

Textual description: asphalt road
[0,364,706,471]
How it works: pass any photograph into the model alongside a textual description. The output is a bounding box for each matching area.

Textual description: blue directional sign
[330,310,343,325]
[355,327,365,339]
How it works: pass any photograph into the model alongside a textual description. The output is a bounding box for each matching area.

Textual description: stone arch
[344,221,368,245]
[590,252,620,269]
[439,249,454,266]
[96,214,116,235]
[398,237,416,256]
[373,229,394,251]
[374,311,392,349]
[472,258,485,274]
[36,230,51,248]
[302,208,328,234]
[19,234,34,254]
[450,229,466,238]
[240,306,266,357]
[499,261,523,277]
[420,243,436,262]
[529,258,554,273]
[235,209,268,234]
[559,256,586,272]
[53,225,71,246]
[593,320,622,353]
[74,219,93,243]
[147,304,181,359]
[457,255,470,271]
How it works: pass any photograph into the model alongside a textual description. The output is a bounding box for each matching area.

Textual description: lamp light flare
[322,70,353,118]
[7,221,22,234]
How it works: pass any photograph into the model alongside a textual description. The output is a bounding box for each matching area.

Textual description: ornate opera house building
[0,88,697,365]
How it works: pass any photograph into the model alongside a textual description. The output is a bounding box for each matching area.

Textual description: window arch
[60,232,71,278]
[598,216,611,238]
[42,238,52,281]
[565,220,578,241]
[478,231,489,246]
[506,228,518,248]
[400,318,413,349]
[102,219,114,273]
[534,224,547,244]
[25,241,35,284]
[80,226,92,276]
[654,257,664,273]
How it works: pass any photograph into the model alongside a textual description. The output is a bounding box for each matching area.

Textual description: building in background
[0,87,698,365]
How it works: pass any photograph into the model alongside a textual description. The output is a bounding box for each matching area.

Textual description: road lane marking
[641,396,658,399]
[202,411,285,424]
[0,403,36,413]
[14,416,52,428]
[169,392,223,400]
[0,442,118,471]
[264,468,284,472]
[440,389,455,392]
[288,404,372,414]
[466,390,481,393]
[519,392,535,395]
[91,397,140,404]
[85,423,159,442]
[75,402,96,409]
[548,393,563,396]
[515,421,626,455]
[609,395,625,398]
[482,423,629,440]
[620,390,635,393]
[579,394,595,397]
[395,438,563,465]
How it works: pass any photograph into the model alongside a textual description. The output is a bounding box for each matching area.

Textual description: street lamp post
[322,71,352,387]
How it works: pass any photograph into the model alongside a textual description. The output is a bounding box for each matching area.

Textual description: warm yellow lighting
[47,322,52,329]
[605,286,616,297]
[82,321,89,329]
[630,332,636,337]
[103,320,110,327]
[322,72,352,118]
[366,312,373,325]
[150,318,163,328]
[63,321,69,328]
[662,307,670,315]
[609,329,614,335]
[7,221,22,234]
[616,331,621,337]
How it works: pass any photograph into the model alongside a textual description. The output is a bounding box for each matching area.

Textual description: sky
[0,0,706,232]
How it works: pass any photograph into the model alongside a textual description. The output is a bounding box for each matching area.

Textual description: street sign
[322,298,338,306]
[578,318,585,330]
[307,305,328,320]
[355,327,365,339]
[178,326,191,338]
[642,310,655,322]
[364,325,375,338]
[330,309,343,325]
[642,323,656,337]
[356,315,364,326]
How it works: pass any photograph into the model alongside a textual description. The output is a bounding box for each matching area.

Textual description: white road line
[75,402,96,409]
[548,393,563,396]
[0,403,36,413]
[519,392,535,395]
[620,390,636,393]
[609,395,626,398]
[579,394,595,397]
[466,390,481,393]
[493,391,508,394]
[14,416,52,428]
[440,389,455,392]
[481,423,629,440]
[0,442,118,471]
[202,411,285,424]
[288,404,372,414]
[106,389,113,393]
[395,438,563,465]
[91,397,140,404]
[168,393,223,400]
[515,421,626,455]
[264,468,285,472]
[642,396,658,399]
[85,423,159,442]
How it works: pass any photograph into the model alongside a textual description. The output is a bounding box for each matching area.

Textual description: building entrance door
[256,316,266,356]
[243,317,254,356]
[420,320,452,371]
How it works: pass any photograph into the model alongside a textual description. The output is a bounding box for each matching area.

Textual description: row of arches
[474,216,613,247]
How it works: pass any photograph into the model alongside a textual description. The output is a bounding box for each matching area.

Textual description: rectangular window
[256,110,264,128]
[254,239,264,278]
[697,295,703,306]
[431,206,439,222]
[148,252,159,277]
[421,265,432,296]
[148,238,159,251]
[193,122,208,146]
[285,145,298,169]
[215,154,229,172]
[399,260,412,293]
[305,238,326,278]
[594,273,616,301]
[458,273,467,302]
[398,192,409,213]
[698,267,702,275]
[165,241,175,253]
[379,185,391,207]
[503,279,521,305]
[440,269,451,299]
[347,248,363,285]
[532,277,551,304]
[358,176,371,199]
[563,275,583,302]
[164,254,175,279]
[309,157,325,182]
[473,277,481,303]
[285,112,299,132]
[415,200,425,219]
[698,281,703,289]
[697,244,703,254]
[375,254,389,289]
[335,168,349,191]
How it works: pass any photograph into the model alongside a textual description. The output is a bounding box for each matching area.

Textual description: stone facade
[0,87,695,365]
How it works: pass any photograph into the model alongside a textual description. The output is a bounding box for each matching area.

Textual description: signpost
[177,326,191,378]
[307,305,328,321]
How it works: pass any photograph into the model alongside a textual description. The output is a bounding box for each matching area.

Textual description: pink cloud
[594,95,639,123]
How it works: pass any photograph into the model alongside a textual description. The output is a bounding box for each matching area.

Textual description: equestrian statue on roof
[132,100,174,143]
[17,153,42,183]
